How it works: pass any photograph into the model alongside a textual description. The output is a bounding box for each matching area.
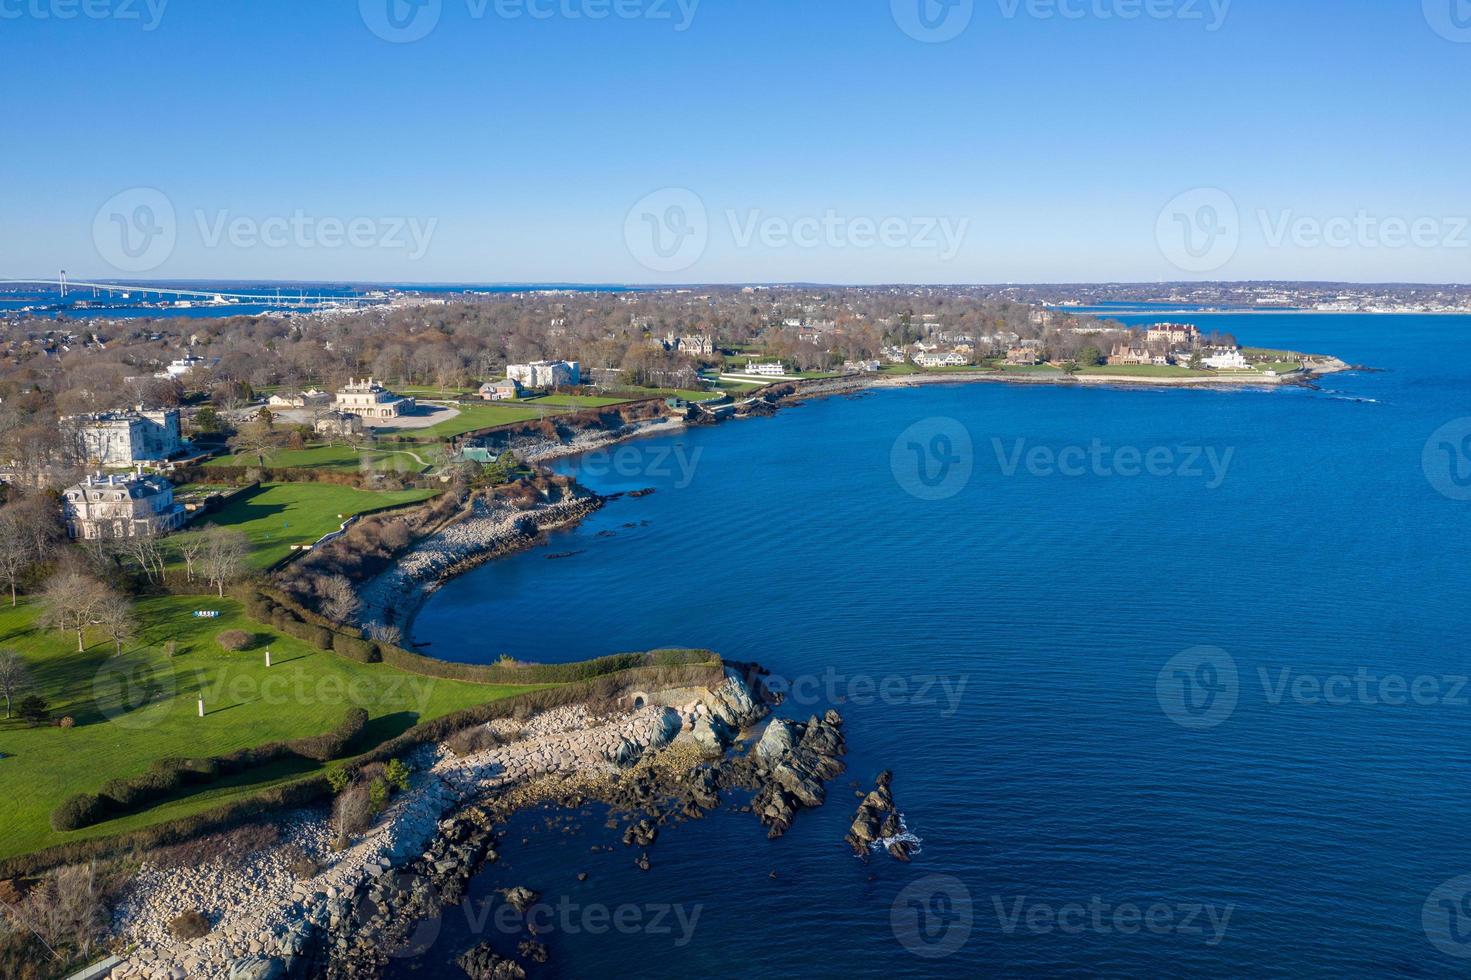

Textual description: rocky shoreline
[354,492,605,642]
[105,668,849,979]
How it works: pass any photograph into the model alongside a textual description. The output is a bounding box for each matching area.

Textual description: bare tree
[199,526,250,598]
[121,519,168,585]
[319,573,361,624]
[173,529,206,583]
[94,593,138,656]
[0,650,30,719]
[38,570,108,653]
[0,508,35,606]
[228,420,281,469]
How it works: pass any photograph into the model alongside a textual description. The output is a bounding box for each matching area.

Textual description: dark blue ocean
[410,313,1471,977]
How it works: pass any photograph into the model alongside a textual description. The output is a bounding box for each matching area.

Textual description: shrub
[290,707,368,762]
[51,794,106,832]
[326,766,351,795]
[367,777,390,816]
[17,695,48,727]
[333,634,379,664]
[168,910,211,941]
[57,716,74,729]
[446,725,501,758]
[215,629,252,652]
[282,844,320,880]
[384,759,412,792]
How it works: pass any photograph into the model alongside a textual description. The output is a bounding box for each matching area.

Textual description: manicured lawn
[203,443,436,474]
[0,596,541,860]
[1001,364,1066,375]
[196,483,438,568]
[388,403,551,441]
[534,394,630,408]
[1079,364,1210,378]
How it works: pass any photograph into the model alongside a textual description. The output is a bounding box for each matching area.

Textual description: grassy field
[533,394,631,408]
[0,596,540,860]
[203,443,436,474]
[386,403,553,441]
[197,483,438,568]
[1078,364,1214,378]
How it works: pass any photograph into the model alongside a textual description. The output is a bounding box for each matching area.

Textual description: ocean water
[409,314,1471,976]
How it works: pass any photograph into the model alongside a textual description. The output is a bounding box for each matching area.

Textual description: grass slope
[0,596,539,860]
[195,483,438,568]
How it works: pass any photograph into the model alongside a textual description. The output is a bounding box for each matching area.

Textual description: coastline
[99,344,1364,978]
[107,669,849,980]
[372,354,1357,652]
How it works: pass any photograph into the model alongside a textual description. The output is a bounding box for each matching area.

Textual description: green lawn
[1078,364,1212,378]
[533,394,631,408]
[386,403,552,441]
[196,483,438,568]
[0,596,540,860]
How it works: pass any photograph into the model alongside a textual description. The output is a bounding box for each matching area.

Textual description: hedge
[50,708,370,832]
[17,657,725,876]
[245,587,715,687]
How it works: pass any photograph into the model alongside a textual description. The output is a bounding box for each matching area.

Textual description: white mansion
[506,360,580,389]
[62,472,187,540]
[65,408,182,467]
[334,378,415,420]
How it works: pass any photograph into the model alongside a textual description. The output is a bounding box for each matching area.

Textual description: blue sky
[2,0,1469,284]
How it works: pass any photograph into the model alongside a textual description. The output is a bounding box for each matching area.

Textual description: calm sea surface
[409,313,1471,977]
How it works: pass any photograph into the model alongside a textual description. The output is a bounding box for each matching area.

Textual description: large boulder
[755,719,797,763]
[227,957,287,980]
[701,673,764,730]
[691,715,731,757]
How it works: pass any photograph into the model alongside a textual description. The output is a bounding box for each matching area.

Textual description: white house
[62,472,186,540]
[914,351,969,368]
[334,378,415,419]
[506,360,580,389]
[64,408,182,467]
[1204,349,1249,370]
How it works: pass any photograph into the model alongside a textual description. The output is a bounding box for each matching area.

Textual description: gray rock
[227,957,286,980]
[755,720,796,762]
